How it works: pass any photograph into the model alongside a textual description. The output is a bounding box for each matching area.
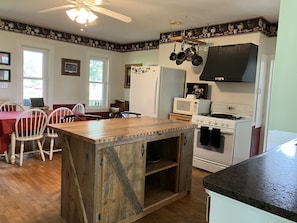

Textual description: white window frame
[87,55,109,110]
[21,46,48,107]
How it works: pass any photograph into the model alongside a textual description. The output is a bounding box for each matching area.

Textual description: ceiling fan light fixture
[85,10,97,23]
[95,0,104,5]
[66,7,97,24]
[66,8,79,21]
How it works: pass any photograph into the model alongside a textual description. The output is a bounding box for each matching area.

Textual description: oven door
[193,127,235,166]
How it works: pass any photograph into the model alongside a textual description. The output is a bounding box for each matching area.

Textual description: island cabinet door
[100,141,146,222]
[179,130,194,192]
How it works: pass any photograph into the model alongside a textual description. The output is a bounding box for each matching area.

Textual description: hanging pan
[192,45,203,66]
[176,42,186,65]
[169,43,177,61]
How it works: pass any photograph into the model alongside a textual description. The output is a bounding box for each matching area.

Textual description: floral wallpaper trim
[0,17,277,52]
[160,17,277,44]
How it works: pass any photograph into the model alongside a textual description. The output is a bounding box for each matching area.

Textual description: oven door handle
[219,130,234,135]
[196,127,234,135]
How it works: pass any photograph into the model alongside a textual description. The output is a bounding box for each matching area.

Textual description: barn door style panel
[101,142,146,222]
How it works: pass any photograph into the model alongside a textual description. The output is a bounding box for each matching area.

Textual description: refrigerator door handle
[154,77,158,115]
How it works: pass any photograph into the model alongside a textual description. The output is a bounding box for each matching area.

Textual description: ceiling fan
[38,0,132,24]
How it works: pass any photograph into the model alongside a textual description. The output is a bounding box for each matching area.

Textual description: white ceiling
[0,0,280,44]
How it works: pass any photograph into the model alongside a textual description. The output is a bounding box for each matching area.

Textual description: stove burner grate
[210,114,242,120]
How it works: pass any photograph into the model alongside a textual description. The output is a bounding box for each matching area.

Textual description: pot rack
[169,36,206,45]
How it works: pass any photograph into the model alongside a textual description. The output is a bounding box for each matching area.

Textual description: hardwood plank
[0,153,209,223]
[0,153,64,223]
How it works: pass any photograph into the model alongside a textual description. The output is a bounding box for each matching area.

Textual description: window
[22,47,47,106]
[88,57,108,108]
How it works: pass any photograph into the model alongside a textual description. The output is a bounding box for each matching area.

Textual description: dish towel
[200,126,210,145]
[211,128,221,148]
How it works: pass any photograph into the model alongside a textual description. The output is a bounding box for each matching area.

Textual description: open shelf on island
[144,137,180,208]
[144,167,178,208]
[146,159,178,176]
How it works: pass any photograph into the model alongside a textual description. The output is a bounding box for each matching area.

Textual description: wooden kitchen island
[49,116,194,223]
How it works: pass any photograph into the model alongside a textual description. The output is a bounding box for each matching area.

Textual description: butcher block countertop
[203,139,297,221]
[49,116,194,144]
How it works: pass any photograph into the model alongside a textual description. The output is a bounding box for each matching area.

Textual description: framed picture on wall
[185,83,208,99]
[0,69,11,82]
[0,51,10,65]
[124,63,142,88]
[61,58,80,76]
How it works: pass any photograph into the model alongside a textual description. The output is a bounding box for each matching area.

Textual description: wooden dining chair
[72,103,85,114]
[0,151,9,163]
[0,102,24,112]
[12,108,47,166]
[42,107,74,160]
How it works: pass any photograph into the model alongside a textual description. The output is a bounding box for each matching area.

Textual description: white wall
[0,29,159,109]
[0,30,123,112]
[158,33,264,106]
[122,33,276,132]
[0,27,277,137]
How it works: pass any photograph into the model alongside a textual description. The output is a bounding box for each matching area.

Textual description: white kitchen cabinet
[207,190,295,223]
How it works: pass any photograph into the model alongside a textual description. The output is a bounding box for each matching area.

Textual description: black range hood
[200,43,258,82]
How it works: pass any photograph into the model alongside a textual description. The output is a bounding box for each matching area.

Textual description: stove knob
[225,123,229,127]
[221,123,225,127]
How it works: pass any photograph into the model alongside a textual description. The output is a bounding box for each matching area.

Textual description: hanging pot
[176,42,186,65]
[192,45,203,66]
[169,44,177,61]
[185,45,196,61]
[192,55,203,66]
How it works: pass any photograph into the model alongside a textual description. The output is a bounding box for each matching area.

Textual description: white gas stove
[191,102,253,172]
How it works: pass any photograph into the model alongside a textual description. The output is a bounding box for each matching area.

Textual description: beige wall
[0,30,159,111]
[158,33,276,109]
[0,28,277,126]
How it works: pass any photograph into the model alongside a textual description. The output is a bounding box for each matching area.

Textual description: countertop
[203,139,297,221]
[49,116,194,144]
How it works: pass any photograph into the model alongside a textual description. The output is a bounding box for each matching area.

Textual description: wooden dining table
[0,110,94,164]
[0,111,25,163]
[0,111,54,164]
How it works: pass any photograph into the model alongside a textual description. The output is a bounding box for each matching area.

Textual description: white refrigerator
[129,66,186,119]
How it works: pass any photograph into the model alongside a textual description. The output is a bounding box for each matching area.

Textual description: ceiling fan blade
[84,0,111,6]
[38,5,75,13]
[90,6,132,23]
[66,0,78,4]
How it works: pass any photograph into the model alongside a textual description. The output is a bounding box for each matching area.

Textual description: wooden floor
[0,153,210,223]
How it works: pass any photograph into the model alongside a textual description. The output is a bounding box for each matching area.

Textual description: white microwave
[173,97,211,115]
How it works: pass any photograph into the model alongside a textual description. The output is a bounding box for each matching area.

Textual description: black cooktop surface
[209,113,242,120]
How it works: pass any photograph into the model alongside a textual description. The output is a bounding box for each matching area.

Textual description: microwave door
[173,98,211,115]
[174,98,194,115]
